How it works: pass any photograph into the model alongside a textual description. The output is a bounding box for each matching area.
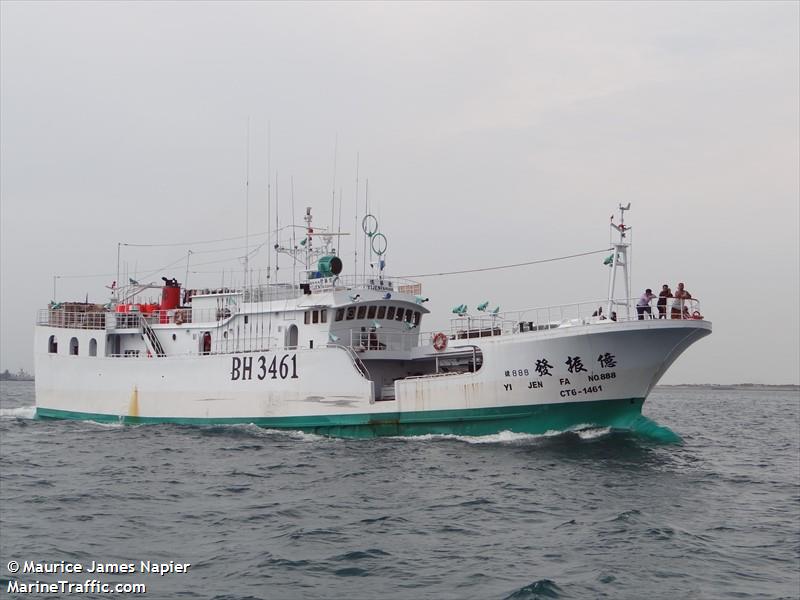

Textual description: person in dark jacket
[657,284,672,319]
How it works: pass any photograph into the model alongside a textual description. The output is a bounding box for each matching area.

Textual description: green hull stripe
[36,398,645,438]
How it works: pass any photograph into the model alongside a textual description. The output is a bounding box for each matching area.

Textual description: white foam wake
[0,405,37,419]
[399,426,614,444]
[396,430,549,444]
[575,426,612,440]
[219,423,338,442]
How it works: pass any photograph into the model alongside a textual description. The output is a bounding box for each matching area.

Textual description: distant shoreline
[657,383,799,392]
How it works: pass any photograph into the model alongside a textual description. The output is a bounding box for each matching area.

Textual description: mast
[275,173,279,283]
[244,117,250,290]
[606,203,632,319]
[267,121,271,283]
[331,134,337,236]
[304,206,313,271]
[291,177,296,287]
[115,243,121,302]
[363,178,369,280]
[353,153,359,278]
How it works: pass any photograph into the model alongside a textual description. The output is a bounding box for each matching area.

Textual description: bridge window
[304,311,310,325]
[414,311,421,326]
[335,308,344,321]
[367,305,376,319]
[312,310,319,324]
[387,306,396,320]
[89,338,97,357]
[404,310,412,323]
[346,307,355,320]
[48,335,57,353]
[320,309,327,323]
[69,337,79,356]
[357,306,366,319]
[395,308,405,321]
[377,306,386,319]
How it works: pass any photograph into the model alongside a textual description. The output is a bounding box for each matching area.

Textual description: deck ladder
[139,315,166,357]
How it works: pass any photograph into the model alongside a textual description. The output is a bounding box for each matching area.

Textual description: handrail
[349,328,419,352]
[139,315,166,357]
[498,296,703,327]
[213,275,422,301]
[308,274,422,295]
[328,343,371,380]
[36,307,237,329]
[36,309,107,329]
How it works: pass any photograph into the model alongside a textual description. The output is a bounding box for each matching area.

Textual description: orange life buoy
[432,332,448,351]
[174,311,184,325]
[691,310,702,320]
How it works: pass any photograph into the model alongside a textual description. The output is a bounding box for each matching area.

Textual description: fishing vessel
[34,204,710,437]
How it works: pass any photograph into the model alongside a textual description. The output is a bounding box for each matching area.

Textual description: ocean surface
[1,381,798,600]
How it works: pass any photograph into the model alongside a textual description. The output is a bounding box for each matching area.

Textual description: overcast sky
[1,1,798,384]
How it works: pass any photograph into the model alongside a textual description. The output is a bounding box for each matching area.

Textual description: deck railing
[349,328,420,352]
[497,296,703,330]
[347,296,705,353]
[242,284,303,303]
[307,274,422,295]
[36,310,108,329]
[37,307,236,329]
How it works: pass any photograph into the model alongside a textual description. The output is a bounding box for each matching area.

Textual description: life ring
[174,311,184,325]
[432,332,448,351]
[691,310,703,320]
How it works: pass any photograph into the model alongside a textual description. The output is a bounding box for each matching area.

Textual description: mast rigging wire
[397,248,612,278]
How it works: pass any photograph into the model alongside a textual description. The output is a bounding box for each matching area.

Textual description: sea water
[1,381,798,599]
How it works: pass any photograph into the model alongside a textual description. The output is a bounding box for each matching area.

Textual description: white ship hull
[35,319,710,437]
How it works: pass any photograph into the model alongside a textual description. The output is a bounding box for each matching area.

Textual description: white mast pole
[606,203,631,319]
[331,134,337,236]
[291,176,296,288]
[116,243,121,301]
[244,117,250,291]
[353,153,359,278]
[363,178,369,280]
[267,121,271,284]
[184,250,192,292]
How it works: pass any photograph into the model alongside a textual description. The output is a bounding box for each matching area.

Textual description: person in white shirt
[636,289,656,320]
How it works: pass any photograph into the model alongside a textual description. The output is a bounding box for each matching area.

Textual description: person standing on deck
[657,284,672,319]
[671,283,692,319]
[637,289,656,319]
